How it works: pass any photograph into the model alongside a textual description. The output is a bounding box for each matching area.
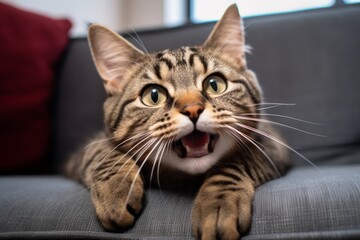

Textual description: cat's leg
[191,166,255,240]
[88,150,145,232]
[91,165,144,232]
[65,134,146,231]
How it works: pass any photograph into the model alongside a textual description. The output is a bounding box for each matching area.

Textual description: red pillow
[0,3,72,173]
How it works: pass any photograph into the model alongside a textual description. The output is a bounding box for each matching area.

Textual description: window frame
[185,0,358,24]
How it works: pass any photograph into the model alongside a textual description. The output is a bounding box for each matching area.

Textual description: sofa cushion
[244,7,360,166]
[0,3,71,173]
[250,166,360,239]
[1,166,359,239]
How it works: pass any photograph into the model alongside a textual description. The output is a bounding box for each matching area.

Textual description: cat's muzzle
[173,130,219,158]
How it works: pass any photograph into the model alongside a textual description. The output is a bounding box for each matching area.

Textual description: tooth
[203,143,208,150]
[185,145,191,152]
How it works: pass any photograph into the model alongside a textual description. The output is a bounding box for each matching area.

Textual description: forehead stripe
[153,64,162,80]
[197,55,208,73]
[159,58,174,70]
[189,53,208,73]
[233,79,260,104]
[112,98,135,130]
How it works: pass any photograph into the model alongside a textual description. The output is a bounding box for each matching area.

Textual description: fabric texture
[0,166,360,239]
[0,3,71,173]
[250,166,360,239]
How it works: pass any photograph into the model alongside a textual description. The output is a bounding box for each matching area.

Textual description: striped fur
[65,4,291,239]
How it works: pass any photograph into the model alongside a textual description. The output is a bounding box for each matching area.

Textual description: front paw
[91,173,145,232]
[192,192,252,240]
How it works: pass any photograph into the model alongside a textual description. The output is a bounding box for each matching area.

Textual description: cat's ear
[88,24,144,94]
[203,4,247,68]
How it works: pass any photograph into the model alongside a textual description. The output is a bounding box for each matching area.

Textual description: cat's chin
[164,151,219,175]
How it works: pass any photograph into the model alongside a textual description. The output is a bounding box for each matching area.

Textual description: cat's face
[88,5,262,175]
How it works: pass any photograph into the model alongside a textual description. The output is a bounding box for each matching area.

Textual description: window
[344,0,360,3]
[191,0,336,23]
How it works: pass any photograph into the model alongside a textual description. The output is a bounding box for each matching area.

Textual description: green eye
[141,85,168,106]
[203,75,227,95]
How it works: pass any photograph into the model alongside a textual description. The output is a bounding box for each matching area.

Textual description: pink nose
[181,104,204,123]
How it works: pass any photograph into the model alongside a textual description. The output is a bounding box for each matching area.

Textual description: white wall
[122,0,164,30]
[1,0,179,37]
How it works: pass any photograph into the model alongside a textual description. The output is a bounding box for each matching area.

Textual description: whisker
[233,116,326,137]
[115,132,150,148]
[55,134,148,206]
[109,134,152,169]
[243,19,255,33]
[208,39,227,64]
[120,135,165,187]
[222,129,248,155]
[55,135,152,206]
[247,102,296,111]
[68,135,154,207]
[126,28,155,66]
[119,138,157,185]
[240,113,322,125]
[128,28,149,54]
[132,28,151,56]
[89,142,123,178]
[157,139,172,190]
[83,136,118,149]
[225,126,281,177]
[235,122,319,170]
[149,140,166,186]
[119,137,164,219]
[257,105,291,111]
[247,102,296,107]
[90,132,150,178]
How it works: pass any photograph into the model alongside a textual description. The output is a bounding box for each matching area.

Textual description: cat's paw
[192,193,252,240]
[90,173,145,232]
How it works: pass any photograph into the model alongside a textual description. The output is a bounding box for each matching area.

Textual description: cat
[65,4,291,240]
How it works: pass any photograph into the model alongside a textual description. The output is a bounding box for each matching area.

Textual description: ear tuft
[203,4,247,68]
[88,25,144,94]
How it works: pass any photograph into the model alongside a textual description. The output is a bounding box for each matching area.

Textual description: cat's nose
[182,104,204,124]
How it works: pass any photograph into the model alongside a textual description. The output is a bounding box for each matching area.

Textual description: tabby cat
[65,4,291,240]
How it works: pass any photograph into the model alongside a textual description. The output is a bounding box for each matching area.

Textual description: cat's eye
[203,75,227,95]
[141,85,168,107]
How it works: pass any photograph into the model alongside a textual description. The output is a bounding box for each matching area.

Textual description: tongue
[181,131,209,149]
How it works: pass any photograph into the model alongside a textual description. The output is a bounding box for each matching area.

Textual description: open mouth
[173,130,219,158]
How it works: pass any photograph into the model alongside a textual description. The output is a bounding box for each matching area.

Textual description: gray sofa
[1,6,360,240]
